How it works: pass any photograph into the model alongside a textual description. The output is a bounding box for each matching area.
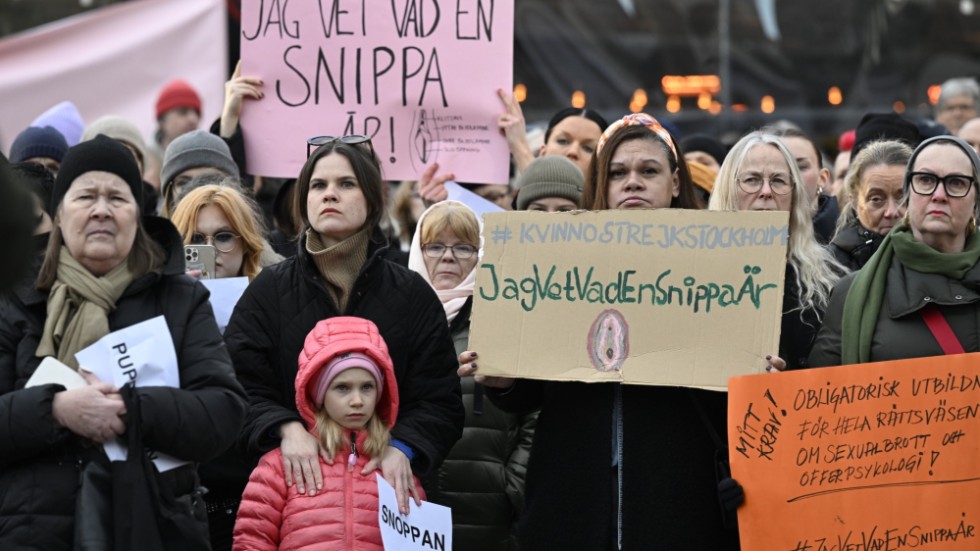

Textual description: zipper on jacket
[348,431,358,472]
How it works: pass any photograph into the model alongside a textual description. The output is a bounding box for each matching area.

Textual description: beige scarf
[306,228,369,313]
[36,247,135,370]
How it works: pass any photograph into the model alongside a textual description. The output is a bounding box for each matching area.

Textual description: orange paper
[729,353,980,550]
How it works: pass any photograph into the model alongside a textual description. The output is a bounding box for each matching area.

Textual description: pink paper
[239,0,513,183]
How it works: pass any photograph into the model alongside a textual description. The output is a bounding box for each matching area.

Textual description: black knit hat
[851,113,922,163]
[679,134,727,166]
[52,135,143,214]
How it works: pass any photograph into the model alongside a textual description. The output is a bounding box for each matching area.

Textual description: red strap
[920,303,966,355]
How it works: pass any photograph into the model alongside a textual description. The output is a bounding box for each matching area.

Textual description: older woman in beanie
[0,136,247,549]
[810,135,980,366]
[225,135,463,517]
[514,155,583,212]
[82,116,159,216]
[464,114,736,551]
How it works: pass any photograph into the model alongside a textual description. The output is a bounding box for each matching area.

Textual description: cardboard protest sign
[469,209,789,390]
[377,474,452,551]
[240,0,514,183]
[729,353,980,550]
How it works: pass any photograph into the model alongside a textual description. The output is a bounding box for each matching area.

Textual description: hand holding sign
[220,60,265,138]
[377,474,452,551]
[363,445,421,515]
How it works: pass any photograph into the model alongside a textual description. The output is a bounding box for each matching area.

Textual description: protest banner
[0,0,226,152]
[240,0,514,182]
[377,474,452,551]
[468,209,789,390]
[729,352,980,550]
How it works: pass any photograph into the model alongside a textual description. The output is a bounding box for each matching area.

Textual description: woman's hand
[457,350,514,389]
[362,445,420,515]
[417,162,454,206]
[51,371,126,442]
[765,355,786,373]
[220,61,264,138]
[497,88,534,173]
[278,421,326,496]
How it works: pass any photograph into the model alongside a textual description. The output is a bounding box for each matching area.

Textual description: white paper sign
[74,315,189,472]
[25,357,87,390]
[445,181,505,218]
[376,474,453,551]
[201,277,249,334]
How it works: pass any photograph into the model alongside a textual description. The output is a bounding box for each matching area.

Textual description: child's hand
[362,445,421,515]
[278,421,324,496]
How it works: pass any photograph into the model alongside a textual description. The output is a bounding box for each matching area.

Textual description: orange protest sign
[729,353,980,550]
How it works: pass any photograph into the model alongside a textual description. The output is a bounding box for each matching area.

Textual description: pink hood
[295,317,399,431]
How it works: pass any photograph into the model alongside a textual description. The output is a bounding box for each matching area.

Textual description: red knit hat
[155,79,202,119]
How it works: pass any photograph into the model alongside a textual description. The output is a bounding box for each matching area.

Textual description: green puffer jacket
[425,298,536,551]
[808,255,980,367]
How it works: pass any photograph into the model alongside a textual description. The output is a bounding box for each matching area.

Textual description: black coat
[224,231,463,474]
[829,216,885,272]
[0,217,247,550]
[780,264,826,369]
[812,194,841,245]
[487,380,738,551]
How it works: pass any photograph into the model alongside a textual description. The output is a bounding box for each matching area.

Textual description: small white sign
[376,474,453,551]
[201,276,249,334]
[25,357,87,390]
[75,315,189,472]
[445,181,505,218]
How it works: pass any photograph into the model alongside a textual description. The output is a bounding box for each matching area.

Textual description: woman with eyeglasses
[171,184,269,281]
[407,201,534,550]
[809,135,980,367]
[709,132,844,371]
[463,115,736,550]
[225,135,463,520]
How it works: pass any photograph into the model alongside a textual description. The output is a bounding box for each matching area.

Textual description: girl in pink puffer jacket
[233,316,422,550]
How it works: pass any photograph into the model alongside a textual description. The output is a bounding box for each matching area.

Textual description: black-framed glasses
[735,173,793,195]
[421,243,478,259]
[908,171,977,198]
[306,135,374,158]
[190,231,241,253]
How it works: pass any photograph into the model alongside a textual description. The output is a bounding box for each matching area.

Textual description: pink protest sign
[240,0,514,183]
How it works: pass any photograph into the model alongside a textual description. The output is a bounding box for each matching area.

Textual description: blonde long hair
[170,184,267,281]
[709,132,843,314]
[313,409,390,460]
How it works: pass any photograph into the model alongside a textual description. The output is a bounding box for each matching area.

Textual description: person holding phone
[224,135,463,518]
[0,136,246,548]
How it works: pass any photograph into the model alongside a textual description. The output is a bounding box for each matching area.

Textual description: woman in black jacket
[224,136,463,515]
[0,137,247,550]
[829,140,912,271]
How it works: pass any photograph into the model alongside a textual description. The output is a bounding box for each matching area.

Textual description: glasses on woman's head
[190,231,241,253]
[422,243,478,259]
[306,135,374,158]
[908,172,977,198]
[735,173,793,195]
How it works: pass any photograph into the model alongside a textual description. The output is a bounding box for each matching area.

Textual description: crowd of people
[2,61,980,551]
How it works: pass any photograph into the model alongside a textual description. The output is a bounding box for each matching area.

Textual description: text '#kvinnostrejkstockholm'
[498,221,789,248]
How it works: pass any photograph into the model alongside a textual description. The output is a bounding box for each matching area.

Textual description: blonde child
[233,316,422,550]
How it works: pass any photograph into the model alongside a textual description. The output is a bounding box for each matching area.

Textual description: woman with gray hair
[830,140,913,271]
[809,135,980,366]
[0,136,247,548]
[709,131,844,369]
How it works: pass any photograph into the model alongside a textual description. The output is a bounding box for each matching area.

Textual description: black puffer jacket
[224,231,463,474]
[0,217,247,550]
[425,298,535,551]
[829,216,885,272]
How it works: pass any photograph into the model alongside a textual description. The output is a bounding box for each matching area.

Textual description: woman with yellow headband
[461,114,737,550]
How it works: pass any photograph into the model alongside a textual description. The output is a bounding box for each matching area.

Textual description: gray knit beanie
[903,135,980,196]
[516,156,584,210]
[160,129,239,186]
